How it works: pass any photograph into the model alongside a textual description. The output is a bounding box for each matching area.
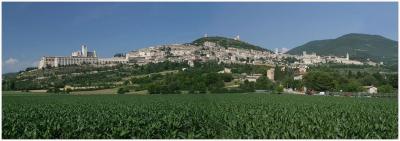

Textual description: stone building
[267,68,275,81]
[38,45,99,69]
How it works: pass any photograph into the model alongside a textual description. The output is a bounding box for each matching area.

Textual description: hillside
[191,36,273,52]
[286,33,398,64]
[2,61,272,92]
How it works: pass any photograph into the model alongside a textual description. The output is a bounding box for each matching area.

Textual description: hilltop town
[39,35,377,70]
[2,33,396,96]
[13,34,395,95]
[3,3,398,139]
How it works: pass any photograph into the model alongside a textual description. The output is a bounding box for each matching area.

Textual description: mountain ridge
[286,33,398,64]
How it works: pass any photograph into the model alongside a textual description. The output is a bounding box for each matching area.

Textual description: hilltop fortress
[38,36,376,69]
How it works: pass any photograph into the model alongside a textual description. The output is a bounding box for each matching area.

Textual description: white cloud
[5,58,18,65]
[2,58,39,73]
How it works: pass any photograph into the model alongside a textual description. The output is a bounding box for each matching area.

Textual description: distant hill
[2,72,18,79]
[286,33,398,64]
[191,36,273,53]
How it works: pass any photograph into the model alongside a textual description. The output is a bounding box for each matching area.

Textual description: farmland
[2,93,398,139]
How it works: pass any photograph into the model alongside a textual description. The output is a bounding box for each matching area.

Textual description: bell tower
[81,45,88,57]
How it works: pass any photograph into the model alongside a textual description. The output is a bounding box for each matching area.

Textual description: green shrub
[117,87,129,94]
[274,85,284,94]
[378,84,394,93]
[65,88,72,94]
[47,88,61,93]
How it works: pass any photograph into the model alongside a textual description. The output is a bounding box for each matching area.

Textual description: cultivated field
[2,93,398,139]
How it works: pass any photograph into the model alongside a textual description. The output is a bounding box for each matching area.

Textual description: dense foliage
[126,61,274,94]
[301,65,397,92]
[2,93,397,139]
[3,61,276,94]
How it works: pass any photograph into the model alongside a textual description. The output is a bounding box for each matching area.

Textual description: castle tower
[81,45,88,57]
[204,33,208,38]
[234,35,240,40]
[93,50,97,58]
[275,48,279,54]
[346,52,349,60]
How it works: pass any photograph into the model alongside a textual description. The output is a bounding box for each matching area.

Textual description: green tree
[356,71,362,79]
[65,88,72,94]
[222,73,233,82]
[378,85,394,93]
[341,79,362,92]
[147,83,161,94]
[167,81,180,94]
[47,87,61,94]
[386,74,398,89]
[239,80,255,92]
[274,65,284,81]
[117,87,129,94]
[255,76,275,90]
[372,72,386,86]
[347,70,353,78]
[359,74,378,86]
[193,82,207,94]
[303,71,335,91]
[274,85,284,94]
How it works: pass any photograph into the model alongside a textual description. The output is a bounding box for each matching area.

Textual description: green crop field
[2,93,398,139]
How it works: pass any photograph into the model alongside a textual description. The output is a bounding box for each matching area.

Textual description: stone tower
[234,35,240,41]
[93,50,97,57]
[81,45,88,57]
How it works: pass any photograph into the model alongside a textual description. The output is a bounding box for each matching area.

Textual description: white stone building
[363,86,378,94]
[38,45,128,69]
[218,68,232,74]
[38,45,99,69]
[99,57,128,64]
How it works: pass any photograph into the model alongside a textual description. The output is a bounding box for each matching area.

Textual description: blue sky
[3,2,398,73]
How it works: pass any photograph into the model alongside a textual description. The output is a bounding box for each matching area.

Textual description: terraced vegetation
[2,93,397,139]
[191,36,273,52]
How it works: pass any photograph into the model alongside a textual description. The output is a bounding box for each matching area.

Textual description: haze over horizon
[3,2,398,73]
